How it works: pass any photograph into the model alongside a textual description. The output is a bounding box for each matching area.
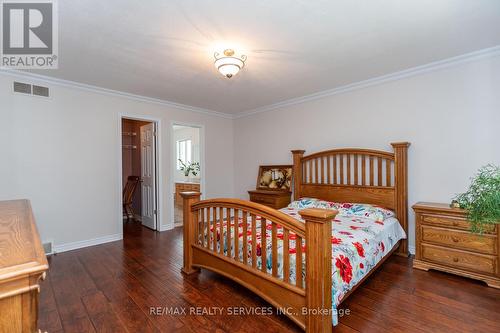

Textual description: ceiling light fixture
[214,49,247,78]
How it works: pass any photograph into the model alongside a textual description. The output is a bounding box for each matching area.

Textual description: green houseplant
[178,160,200,178]
[455,164,500,233]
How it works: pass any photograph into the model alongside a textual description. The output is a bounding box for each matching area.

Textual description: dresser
[0,200,48,332]
[175,182,200,208]
[248,190,292,209]
[413,202,500,288]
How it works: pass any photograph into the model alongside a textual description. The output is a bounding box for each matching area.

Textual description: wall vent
[43,241,54,255]
[13,81,31,94]
[13,81,50,97]
[33,85,50,97]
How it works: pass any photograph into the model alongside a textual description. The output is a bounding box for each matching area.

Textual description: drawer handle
[452,237,459,243]
[452,222,459,226]
[453,257,459,263]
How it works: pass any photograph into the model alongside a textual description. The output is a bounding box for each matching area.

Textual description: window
[176,139,192,170]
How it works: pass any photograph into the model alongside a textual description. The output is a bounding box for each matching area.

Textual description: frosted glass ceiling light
[214,49,247,78]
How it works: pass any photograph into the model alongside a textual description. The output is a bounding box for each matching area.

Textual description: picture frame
[256,165,293,192]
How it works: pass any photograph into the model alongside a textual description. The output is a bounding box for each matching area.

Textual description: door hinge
[154,209,158,215]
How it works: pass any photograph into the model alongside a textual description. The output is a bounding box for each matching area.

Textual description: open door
[140,123,157,230]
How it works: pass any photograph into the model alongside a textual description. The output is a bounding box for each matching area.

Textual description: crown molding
[234,45,500,119]
[0,69,233,119]
[3,45,500,120]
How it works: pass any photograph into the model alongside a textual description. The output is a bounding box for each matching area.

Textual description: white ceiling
[30,0,500,115]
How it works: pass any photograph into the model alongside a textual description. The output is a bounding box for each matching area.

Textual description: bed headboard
[291,142,410,255]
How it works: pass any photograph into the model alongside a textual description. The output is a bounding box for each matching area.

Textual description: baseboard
[53,233,122,254]
[159,223,175,232]
[133,214,142,222]
[408,245,416,255]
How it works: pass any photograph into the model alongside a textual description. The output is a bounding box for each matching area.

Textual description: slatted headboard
[291,142,410,255]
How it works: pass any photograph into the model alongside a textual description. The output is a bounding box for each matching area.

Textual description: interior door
[140,123,157,230]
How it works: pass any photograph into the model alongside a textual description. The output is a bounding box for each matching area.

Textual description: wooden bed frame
[181,142,410,332]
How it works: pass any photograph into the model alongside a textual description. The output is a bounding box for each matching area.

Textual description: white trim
[169,121,206,231]
[118,114,164,233]
[408,245,416,255]
[53,233,122,254]
[159,222,171,232]
[234,45,500,118]
[41,240,55,255]
[0,69,232,119]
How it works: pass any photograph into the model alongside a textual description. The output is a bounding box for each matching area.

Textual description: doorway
[121,117,159,231]
[171,124,203,227]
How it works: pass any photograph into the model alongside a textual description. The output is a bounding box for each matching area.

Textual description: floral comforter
[202,198,406,325]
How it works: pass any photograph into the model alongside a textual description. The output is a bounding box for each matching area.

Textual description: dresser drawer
[176,183,200,191]
[250,194,275,205]
[422,226,497,255]
[421,213,497,234]
[421,243,496,275]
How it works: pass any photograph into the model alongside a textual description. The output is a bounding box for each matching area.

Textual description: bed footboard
[180,192,337,332]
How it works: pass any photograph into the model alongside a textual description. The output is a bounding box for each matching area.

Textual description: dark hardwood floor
[39,222,500,333]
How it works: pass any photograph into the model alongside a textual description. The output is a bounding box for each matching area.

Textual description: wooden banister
[300,208,337,333]
[181,191,202,275]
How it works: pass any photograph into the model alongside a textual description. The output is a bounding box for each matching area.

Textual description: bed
[181,142,410,332]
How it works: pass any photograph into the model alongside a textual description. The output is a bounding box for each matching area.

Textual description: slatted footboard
[181,193,337,332]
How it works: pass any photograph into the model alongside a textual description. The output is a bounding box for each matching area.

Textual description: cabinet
[175,182,200,208]
[0,200,48,332]
[413,202,499,288]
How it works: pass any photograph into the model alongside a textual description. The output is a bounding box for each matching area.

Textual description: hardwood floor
[39,222,500,333]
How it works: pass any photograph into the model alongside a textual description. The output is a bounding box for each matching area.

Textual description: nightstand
[248,190,291,209]
[413,202,500,288]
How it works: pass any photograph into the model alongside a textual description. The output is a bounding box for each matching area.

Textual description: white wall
[173,126,201,182]
[2,53,499,254]
[233,54,500,253]
[0,73,234,250]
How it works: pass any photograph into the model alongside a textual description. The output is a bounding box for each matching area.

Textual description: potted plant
[178,160,200,182]
[455,164,500,233]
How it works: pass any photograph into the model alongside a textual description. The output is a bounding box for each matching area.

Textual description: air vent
[13,81,31,94]
[33,85,49,97]
[43,241,54,255]
[13,81,50,97]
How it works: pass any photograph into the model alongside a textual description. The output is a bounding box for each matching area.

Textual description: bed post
[181,191,201,275]
[292,150,305,201]
[299,208,337,333]
[391,142,410,256]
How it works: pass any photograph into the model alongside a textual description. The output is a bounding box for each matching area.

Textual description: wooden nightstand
[413,202,500,288]
[248,190,291,209]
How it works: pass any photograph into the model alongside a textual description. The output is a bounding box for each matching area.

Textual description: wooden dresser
[175,182,200,207]
[413,202,500,288]
[0,200,48,332]
[248,190,292,209]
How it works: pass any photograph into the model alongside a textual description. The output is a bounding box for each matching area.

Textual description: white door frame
[118,113,163,236]
[169,121,206,229]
